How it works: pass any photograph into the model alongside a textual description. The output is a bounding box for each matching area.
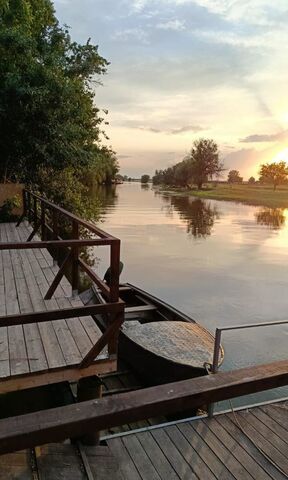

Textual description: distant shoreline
[155,184,288,209]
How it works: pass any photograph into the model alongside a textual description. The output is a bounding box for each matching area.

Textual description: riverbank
[158,184,288,208]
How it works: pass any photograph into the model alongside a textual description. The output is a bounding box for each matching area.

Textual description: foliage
[0,195,21,222]
[185,139,224,189]
[141,174,150,184]
[0,0,118,215]
[227,170,243,184]
[259,162,288,190]
[248,176,256,184]
[34,167,100,221]
[153,139,224,189]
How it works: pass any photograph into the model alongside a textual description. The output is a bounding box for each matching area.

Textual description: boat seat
[125,305,157,314]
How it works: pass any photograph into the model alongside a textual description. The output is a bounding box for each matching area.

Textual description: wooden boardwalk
[1,400,287,479]
[0,221,113,394]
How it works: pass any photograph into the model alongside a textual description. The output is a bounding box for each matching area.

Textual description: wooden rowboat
[86,283,224,386]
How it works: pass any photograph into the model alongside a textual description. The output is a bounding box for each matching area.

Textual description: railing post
[72,220,79,297]
[110,239,120,303]
[27,191,32,223]
[22,189,27,217]
[52,209,59,266]
[41,200,45,240]
[33,196,37,229]
[208,328,222,418]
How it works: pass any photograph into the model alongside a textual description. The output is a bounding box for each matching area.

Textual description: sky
[54,0,288,179]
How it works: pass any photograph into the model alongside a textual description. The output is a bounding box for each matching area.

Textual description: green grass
[161,184,288,208]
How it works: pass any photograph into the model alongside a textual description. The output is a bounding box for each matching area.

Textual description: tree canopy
[153,138,224,189]
[141,174,150,184]
[259,162,288,190]
[0,0,118,215]
[227,170,243,184]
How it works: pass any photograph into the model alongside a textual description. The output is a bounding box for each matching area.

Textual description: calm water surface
[93,182,288,408]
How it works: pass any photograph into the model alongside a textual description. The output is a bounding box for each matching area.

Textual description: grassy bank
[160,184,288,208]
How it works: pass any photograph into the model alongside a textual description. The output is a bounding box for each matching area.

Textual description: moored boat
[84,283,224,385]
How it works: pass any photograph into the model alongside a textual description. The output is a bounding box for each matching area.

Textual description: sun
[272,147,288,163]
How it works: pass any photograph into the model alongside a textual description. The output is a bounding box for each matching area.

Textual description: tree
[0,0,118,214]
[259,162,288,190]
[227,170,243,184]
[248,176,256,184]
[184,138,224,189]
[141,174,150,184]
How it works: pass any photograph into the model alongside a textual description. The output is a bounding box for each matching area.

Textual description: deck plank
[0,222,111,391]
[203,417,272,480]
[151,428,198,480]
[175,422,233,480]
[164,424,216,480]
[227,411,288,476]
[106,437,142,480]
[136,431,180,480]
[260,403,288,432]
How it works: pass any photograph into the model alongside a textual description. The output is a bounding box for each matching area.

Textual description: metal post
[208,328,222,418]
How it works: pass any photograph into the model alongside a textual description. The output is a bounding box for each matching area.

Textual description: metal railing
[208,318,288,416]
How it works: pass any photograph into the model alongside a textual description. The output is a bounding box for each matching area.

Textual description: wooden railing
[0,359,287,454]
[0,189,124,369]
[17,189,121,301]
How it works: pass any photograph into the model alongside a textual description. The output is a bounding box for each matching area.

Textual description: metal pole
[208,328,222,418]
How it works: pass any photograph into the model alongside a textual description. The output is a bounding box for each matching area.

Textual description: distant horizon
[54,1,288,179]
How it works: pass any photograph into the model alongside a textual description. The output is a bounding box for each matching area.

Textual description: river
[93,182,288,409]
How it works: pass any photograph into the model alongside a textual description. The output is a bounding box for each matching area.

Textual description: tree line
[152,138,288,191]
[0,0,118,218]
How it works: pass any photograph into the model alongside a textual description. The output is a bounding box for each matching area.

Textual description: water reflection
[140,183,150,190]
[255,208,286,230]
[158,193,220,238]
[91,184,119,213]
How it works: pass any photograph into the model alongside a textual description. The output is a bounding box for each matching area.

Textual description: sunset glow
[54,0,288,179]
[272,148,288,164]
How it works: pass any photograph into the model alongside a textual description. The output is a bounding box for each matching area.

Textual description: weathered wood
[26,190,119,240]
[80,313,124,368]
[0,238,113,249]
[124,305,157,314]
[78,258,111,298]
[72,220,79,294]
[216,414,285,480]
[44,251,72,300]
[0,301,124,328]
[0,360,288,454]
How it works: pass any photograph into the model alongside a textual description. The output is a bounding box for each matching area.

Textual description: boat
[83,283,224,386]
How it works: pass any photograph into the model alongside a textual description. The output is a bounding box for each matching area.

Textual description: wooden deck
[0,221,115,394]
[1,400,287,479]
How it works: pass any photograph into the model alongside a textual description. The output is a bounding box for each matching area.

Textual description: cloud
[112,27,149,44]
[123,123,204,135]
[240,130,288,143]
[170,125,204,134]
[156,19,186,31]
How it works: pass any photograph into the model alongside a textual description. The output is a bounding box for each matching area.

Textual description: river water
[93,182,288,408]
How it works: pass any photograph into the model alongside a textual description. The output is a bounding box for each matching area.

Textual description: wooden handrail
[16,189,122,302]
[1,189,125,369]
[24,190,118,240]
[0,359,287,454]
[0,301,124,327]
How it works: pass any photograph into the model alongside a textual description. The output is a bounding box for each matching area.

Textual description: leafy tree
[248,176,256,184]
[184,138,224,189]
[141,174,150,184]
[0,0,118,214]
[227,170,243,184]
[259,162,288,190]
[152,138,223,189]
